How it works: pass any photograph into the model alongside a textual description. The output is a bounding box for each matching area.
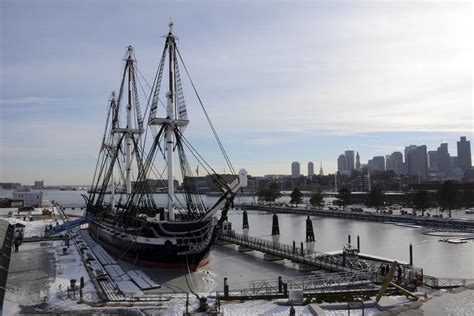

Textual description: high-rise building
[337,154,347,174]
[390,152,403,175]
[345,150,355,171]
[428,150,438,171]
[308,162,314,177]
[368,156,385,171]
[406,145,428,180]
[436,143,450,175]
[319,162,324,176]
[355,152,361,171]
[457,136,472,171]
[291,162,300,178]
[385,155,393,172]
[404,145,417,163]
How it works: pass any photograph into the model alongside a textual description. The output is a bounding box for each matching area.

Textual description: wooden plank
[116,280,144,297]
[126,270,160,290]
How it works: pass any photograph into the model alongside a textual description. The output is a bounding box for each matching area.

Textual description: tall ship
[85,23,247,270]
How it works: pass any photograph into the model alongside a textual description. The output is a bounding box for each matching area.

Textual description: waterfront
[2,188,472,287]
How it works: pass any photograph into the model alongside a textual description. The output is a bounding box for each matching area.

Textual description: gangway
[44,213,93,236]
[219,230,422,289]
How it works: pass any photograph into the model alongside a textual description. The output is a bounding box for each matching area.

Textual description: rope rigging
[88,33,240,223]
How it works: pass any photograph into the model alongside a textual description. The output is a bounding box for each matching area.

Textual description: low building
[33,180,44,189]
[12,190,43,207]
[0,198,23,208]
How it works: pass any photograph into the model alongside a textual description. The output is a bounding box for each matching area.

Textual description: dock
[218,229,422,290]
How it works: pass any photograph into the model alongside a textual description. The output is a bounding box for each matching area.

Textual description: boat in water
[85,23,247,270]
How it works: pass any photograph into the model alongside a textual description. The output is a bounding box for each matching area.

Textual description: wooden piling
[306,216,315,242]
[242,210,249,229]
[272,212,280,235]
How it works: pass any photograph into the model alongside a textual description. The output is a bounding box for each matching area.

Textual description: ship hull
[88,217,217,271]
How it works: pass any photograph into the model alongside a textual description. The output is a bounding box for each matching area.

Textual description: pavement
[3,241,55,315]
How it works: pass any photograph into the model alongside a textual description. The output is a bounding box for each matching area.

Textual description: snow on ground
[324,309,379,316]
[220,299,313,316]
[421,288,474,315]
[2,206,64,237]
[47,238,101,310]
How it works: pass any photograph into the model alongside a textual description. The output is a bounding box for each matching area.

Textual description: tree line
[257,180,462,217]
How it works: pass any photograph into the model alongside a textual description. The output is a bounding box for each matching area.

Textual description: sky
[0,0,472,185]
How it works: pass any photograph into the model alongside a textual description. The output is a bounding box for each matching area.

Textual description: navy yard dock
[240,204,474,230]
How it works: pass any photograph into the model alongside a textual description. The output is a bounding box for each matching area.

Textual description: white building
[12,190,43,207]
[291,162,300,178]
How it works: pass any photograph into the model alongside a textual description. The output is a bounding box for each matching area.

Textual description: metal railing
[423,275,471,289]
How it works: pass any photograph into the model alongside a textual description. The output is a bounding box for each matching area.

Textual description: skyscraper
[308,162,314,177]
[291,162,300,178]
[337,154,347,174]
[436,143,450,175]
[370,156,385,171]
[428,150,438,171]
[355,152,361,171]
[406,145,428,180]
[319,162,324,176]
[457,136,472,171]
[345,150,355,171]
[390,152,403,175]
[405,145,417,163]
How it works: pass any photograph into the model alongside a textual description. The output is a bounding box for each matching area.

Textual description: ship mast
[110,91,117,212]
[166,21,175,220]
[125,46,133,196]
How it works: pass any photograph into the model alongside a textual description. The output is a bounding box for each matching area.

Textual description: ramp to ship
[44,214,93,237]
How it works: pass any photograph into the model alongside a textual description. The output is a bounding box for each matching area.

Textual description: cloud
[0,97,68,105]
[0,1,471,182]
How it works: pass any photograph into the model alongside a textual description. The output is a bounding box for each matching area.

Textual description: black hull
[88,219,217,271]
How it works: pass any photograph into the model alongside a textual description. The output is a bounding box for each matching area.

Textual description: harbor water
[1,189,473,294]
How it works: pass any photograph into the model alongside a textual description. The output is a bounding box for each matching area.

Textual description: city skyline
[1,1,472,185]
[336,135,472,181]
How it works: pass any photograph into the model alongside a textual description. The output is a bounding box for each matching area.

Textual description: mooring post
[278,276,282,293]
[348,234,351,244]
[185,292,189,315]
[79,276,84,303]
[409,243,413,266]
[292,241,296,254]
[290,305,296,316]
[300,242,304,256]
[306,216,315,242]
[357,235,360,252]
[242,210,249,229]
[224,277,229,298]
[272,212,280,235]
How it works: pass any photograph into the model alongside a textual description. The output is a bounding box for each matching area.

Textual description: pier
[218,271,380,301]
[218,229,422,290]
[241,205,474,230]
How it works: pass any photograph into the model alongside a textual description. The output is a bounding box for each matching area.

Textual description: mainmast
[125,46,134,196]
[110,91,117,212]
[147,22,191,220]
[166,22,175,220]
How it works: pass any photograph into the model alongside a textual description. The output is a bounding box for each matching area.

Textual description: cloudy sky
[0,0,472,185]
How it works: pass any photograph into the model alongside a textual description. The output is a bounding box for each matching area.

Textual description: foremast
[166,21,176,220]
